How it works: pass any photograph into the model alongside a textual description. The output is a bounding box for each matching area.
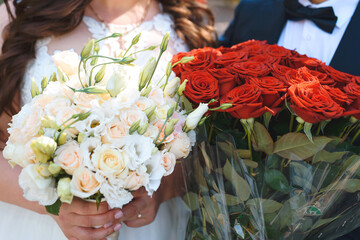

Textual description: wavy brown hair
[0,0,216,117]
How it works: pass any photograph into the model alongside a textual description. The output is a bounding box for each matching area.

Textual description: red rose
[228,61,271,83]
[181,70,219,105]
[288,80,344,123]
[208,68,237,97]
[270,63,293,83]
[310,70,335,86]
[220,84,273,119]
[319,65,355,87]
[248,76,288,109]
[249,54,280,64]
[265,44,292,59]
[171,47,221,77]
[343,81,360,101]
[284,67,331,85]
[344,98,360,120]
[323,85,352,106]
[287,56,323,70]
[215,51,248,67]
[227,40,267,53]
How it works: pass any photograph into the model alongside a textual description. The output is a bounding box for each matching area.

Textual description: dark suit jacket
[220,0,360,76]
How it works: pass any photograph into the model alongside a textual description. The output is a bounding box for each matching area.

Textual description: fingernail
[114,211,123,219]
[114,223,122,232]
[104,222,113,228]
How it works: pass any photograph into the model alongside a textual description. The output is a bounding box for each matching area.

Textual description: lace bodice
[21,12,189,105]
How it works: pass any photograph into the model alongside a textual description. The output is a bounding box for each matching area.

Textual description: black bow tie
[284,0,338,33]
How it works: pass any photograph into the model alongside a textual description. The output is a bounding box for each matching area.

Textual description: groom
[220,0,360,76]
[220,0,360,239]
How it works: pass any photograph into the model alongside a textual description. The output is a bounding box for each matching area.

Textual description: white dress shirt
[278,0,359,64]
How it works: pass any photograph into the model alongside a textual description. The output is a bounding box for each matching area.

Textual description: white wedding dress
[0,12,190,240]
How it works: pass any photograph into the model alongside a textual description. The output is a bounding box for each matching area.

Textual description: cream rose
[144,125,159,140]
[52,50,79,76]
[101,118,129,144]
[134,96,154,111]
[55,106,80,135]
[161,151,176,176]
[118,108,148,128]
[19,164,58,206]
[124,171,148,191]
[91,144,130,178]
[33,94,56,109]
[155,105,170,120]
[165,132,191,159]
[149,86,166,106]
[73,92,101,110]
[70,167,102,198]
[153,120,174,144]
[45,97,71,117]
[54,141,84,175]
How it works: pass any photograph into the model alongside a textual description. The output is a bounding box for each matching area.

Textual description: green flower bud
[164,77,180,98]
[77,111,91,121]
[140,86,152,97]
[57,67,67,83]
[164,118,179,136]
[139,57,156,91]
[160,32,170,53]
[35,163,52,178]
[178,79,188,96]
[57,177,73,204]
[30,136,57,163]
[41,115,58,129]
[49,72,57,82]
[90,57,98,66]
[350,116,358,124]
[81,39,95,59]
[129,120,141,135]
[57,132,67,146]
[180,56,194,64]
[144,105,157,119]
[132,33,141,45]
[41,76,48,91]
[165,61,172,78]
[31,78,40,98]
[137,123,149,135]
[95,65,106,83]
[77,132,85,143]
[81,86,108,94]
[120,57,136,64]
[111,33,122,38]
[48,162,62,176]
[167,104,175,118]
[94,42,100,53]
[296,116,305,125]
[106,73,125,97]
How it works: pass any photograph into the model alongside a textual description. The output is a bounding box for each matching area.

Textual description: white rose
[149,86,166,106]
[124,171,149,191]
[91,144,130,179]
[54,141,84,175]
[45,97,71,117]
[101,117,130,144]
[19,164,58,206]
[118,108,148,128]
[134,97,154,111]
[184,103,208,131]
[100,182,133,209]
[161,151,176,176]
[52,50,79,76]
[70,167,102,199]
[155,105,170,120]
[165,132,191,159]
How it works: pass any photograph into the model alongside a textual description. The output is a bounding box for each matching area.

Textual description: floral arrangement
[172,40,360,239]
[3,33,204,214]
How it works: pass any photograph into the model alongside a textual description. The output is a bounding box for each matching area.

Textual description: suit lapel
[330,2,360,76]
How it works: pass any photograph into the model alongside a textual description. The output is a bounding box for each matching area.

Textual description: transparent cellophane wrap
[182,126,360,240]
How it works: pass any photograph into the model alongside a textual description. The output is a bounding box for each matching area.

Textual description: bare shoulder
[0,3,14,50]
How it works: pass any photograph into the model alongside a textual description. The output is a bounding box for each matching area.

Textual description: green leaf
[340,179,360,193]
[243,160,258,169]
[212,193,242,206]
[265,169,290,193]
[313,150,348,164]
[304,122,313,143]
[237,149,251,159]
[290,162,313,191]
[273,133,333,160]
[246,198,283,214]
[263,112,272,129]
[312,216,339,230]
[45,199,62,216]
[183,192,200,211]
[181,95,193,113]
[223,160,251,202]
[252,121,274,154]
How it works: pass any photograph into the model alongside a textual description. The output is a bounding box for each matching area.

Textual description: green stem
[351,128,360,145]
[154,116,169,144]
[123,43,134,57]
[56,119,80,142]
[77,60,85,88]
[296,123,303,132]
[232,119,240,129]
[162,74,171,91]
[316,123,322,136]
[145,50,164,89]
[289,114,295,132]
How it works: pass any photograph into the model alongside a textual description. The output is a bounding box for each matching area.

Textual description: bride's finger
[62,197,109,215]
[71,224,121,240]
[119,197,148,222]
[65,208,123,228]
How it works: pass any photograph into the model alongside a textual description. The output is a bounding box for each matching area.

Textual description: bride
[0,0,215,239]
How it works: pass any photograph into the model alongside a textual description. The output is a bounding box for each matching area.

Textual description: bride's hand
[51,197,124,240]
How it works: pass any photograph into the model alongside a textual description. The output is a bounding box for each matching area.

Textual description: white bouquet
[3,33,203,214]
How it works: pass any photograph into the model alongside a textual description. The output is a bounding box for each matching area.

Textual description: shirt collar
[298,0,359,28]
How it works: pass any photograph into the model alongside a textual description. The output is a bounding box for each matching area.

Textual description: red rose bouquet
[172,40,360,239]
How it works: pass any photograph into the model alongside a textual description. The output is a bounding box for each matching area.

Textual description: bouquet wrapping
[4,33,204,214]
[173,40,360,239]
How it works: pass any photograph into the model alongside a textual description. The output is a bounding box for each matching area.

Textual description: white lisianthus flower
[123,134,155,170]
[184,103,208,131]
[52,50,80,76]
[165,132,191,159]
[106,72,126,97]
[4,141,36,167]
[149,86,166,106]
[75,108,108,137]
[164,77,180,98]
[161,151,177,176]
[57,177,73,204]
[100,182,133,209]
[145,151,166,194]
[54,141,84,175]
[80,136,102,170]
[70,167,103,199]
[91,144,130,179]
[19,164,58,206]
